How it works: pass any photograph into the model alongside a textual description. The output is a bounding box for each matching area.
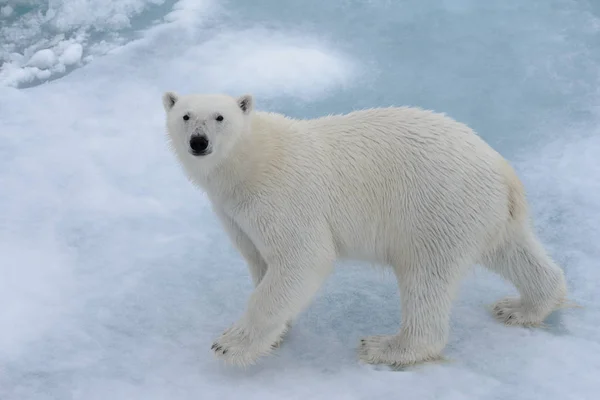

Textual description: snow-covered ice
[1,0,599,399]
[58,43,83,66]
[25,49,56,69]
[0,0,176,87]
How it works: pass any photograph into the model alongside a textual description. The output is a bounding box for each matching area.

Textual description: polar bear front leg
[214,208,268,286]
[211,240,336,367]
[359,261,463,367]
[214,210,293,347]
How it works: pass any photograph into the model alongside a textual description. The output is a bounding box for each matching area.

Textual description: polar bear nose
[189,135,210,156]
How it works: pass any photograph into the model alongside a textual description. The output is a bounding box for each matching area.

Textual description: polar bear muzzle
[189,134,210,156]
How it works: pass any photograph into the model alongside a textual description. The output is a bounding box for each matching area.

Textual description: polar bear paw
[271,320,292,348]
[358,335,442,368]
[492,297,548,327]
[211,322,289,367]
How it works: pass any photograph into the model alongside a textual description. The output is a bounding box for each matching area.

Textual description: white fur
[162,92,568,368]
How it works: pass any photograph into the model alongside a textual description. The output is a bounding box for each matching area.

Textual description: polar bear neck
[202,111,295,200]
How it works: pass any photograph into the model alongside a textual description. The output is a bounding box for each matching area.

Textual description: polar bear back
[246,107,518,265]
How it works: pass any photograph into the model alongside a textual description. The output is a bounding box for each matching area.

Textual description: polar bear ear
[162,91,179,112]
[237,94,253,114]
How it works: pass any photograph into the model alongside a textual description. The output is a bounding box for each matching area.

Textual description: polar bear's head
[162,92,253,176]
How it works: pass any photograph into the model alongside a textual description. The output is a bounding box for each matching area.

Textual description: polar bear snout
[189,134,211,156]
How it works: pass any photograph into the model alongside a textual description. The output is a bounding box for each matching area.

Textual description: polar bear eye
[183,114,190,121]
[216,114,224,122]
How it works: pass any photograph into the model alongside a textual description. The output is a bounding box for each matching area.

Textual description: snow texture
[0,0,599,399]
[25,49,56,69]
[1,5,13,17]
[0,0,176,87]
[58,43,83,66]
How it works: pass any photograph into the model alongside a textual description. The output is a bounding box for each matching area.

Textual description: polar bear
[161,91,568,368]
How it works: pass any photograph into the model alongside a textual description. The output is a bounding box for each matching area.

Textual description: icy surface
[25,49,56,69]
[58,43,83,65]
[1,0,599,399]
[0,0,177,87]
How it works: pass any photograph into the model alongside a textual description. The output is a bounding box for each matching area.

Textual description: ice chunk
[0,64,38,86]
[1,5,14,17]
[0,0,181,88]
[35,68,52,80]
[26,49,57,69]
[59,43,83,66]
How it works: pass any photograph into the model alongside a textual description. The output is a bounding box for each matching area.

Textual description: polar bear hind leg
[483,226,568,327]
[483,167,567,326]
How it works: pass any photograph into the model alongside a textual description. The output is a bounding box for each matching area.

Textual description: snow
[1,5,13,17]
[25,49,57,69]
[58,43,83,66]
[1,0,599,399]
[0,0,175,87]
[172,29,357,101]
